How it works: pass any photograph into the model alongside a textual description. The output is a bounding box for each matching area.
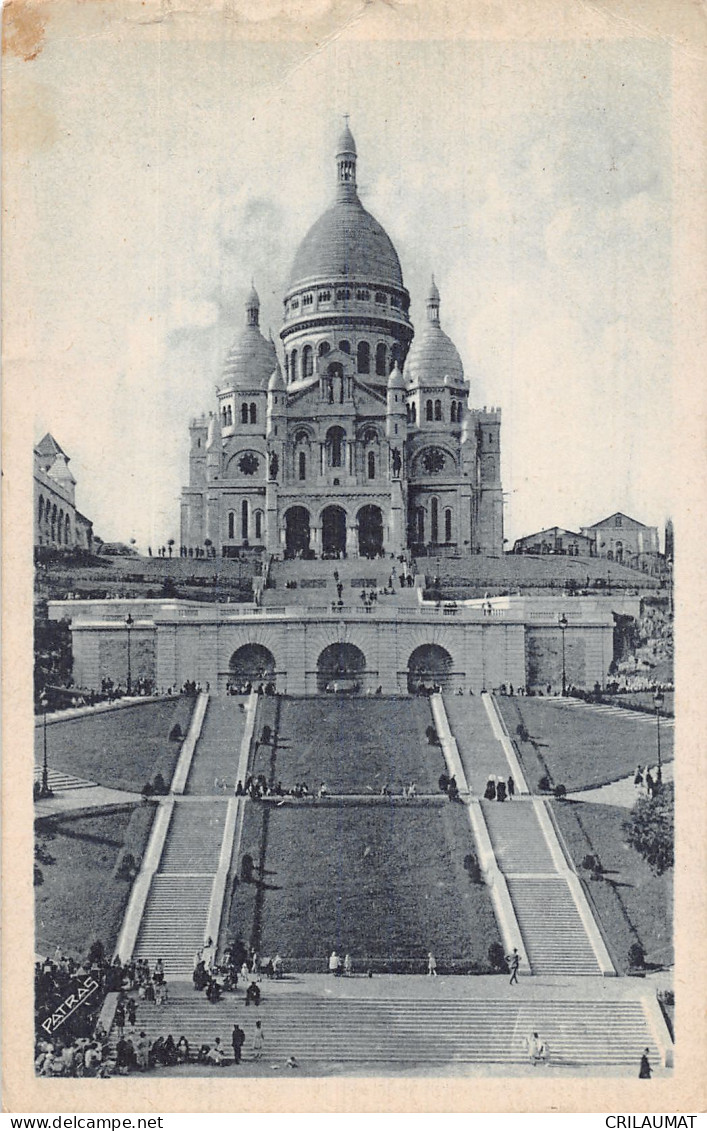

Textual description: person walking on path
[525,1031,549,1066]
[328,950,341,975]
[638,1048,652,1078]
[427,952,437,976]
[252,1020,265,1061]
[507,948,520,985]
[507,776,515,799]
[231,1024,245,1065]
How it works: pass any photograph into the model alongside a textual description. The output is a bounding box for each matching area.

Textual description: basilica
[180,123,503,560]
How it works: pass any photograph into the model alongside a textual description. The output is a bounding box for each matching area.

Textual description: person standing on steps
[231,1023,245,1065]
[507,948,521,985]
[638,1048,652,1078]
[507,775,515,799]
[252,1020,265,1061]
[427,952,437,976]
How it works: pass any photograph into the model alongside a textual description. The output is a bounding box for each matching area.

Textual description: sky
[7,2,674,549]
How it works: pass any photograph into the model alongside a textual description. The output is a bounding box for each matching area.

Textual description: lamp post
[40,692,49,795]
[125,613,134,695]
[654,687,664,786]
[559,613,569,696]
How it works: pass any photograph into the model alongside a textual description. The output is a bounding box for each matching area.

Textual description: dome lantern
[245,283,260,328]
[336,116,357,202]
[426,275,441,325]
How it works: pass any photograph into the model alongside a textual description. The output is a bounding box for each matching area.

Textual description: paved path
[34,782,141,816]
[568,762,674,808]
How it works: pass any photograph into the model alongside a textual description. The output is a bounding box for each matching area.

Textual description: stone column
[311,524,322,556]
[346,523,358,557]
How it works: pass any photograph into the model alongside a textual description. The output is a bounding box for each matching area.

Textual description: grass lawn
[35,803,155,959]
[35,697,194,793]
[550,800,673,973]
[251,697,445,794]
[496,697,673,792]
[227,801,501,972]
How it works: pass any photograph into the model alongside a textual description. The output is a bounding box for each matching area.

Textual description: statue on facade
[391,447,402,476]
[269,452,279,480]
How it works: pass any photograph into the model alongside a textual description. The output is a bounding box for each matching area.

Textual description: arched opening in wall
[65,515,71,544]
[241,403,249,425]
[434,399,442,421]
[316,642,366,693]
[415,506,425,544]
[321,505,347,557]
[325,363,344,405]
[407,644,453,694]
[284,506,310,557]
[290,349,298,383]
[358,504,383,559]
[375,343,387,376]
[410,402,417,424]
[228,511,235,540]
[254,510,263,540]
[357,341,370,374]
[615,541,623,564]
[390,342,402,370]
[318,341,331,357]
[51,505,57,542]
[426,400,433,421]
[241,500,249,542]
[302,345,314,378]
[298,451,306,480]
[367,450,376,480]
[229,643,276,687]
[444,508,453,543]
[430,497,439,543]
[38,496,44,531]
[249,403,257,424]
[326,425,346,467]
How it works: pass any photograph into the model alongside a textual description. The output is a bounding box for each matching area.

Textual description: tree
[623,782,674,875]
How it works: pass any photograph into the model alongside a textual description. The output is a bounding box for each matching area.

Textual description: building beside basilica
[180,124,503,561]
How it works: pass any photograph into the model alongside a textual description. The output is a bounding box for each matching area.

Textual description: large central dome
[287,125,404,293]
[289,199,404,290]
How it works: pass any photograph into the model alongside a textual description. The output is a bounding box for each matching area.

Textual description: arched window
[375,343,387,377]
[241,500,249,541]
[284,354,289,382]
[227,405,233,425]
[390,342,402,370]
[57,509,64,544]
[318,341,331,357]
[431,498,439,543]
[434,399,442,421]
[302,345,314,378]
[327,426,345,468]
[411,402,417,424]
[415,506,425,543]
[241,403,249,424]
[338,340,350,354]
[367,451,376,480]
[228,511,235,540]
[445,508,452,542]
[290,349,298,383]
[426,400,433,421]
[249,402,257,424]
[298,451,306,480]
[254,510,263,540]
[357,341,370,374]
[65,514,71,544]
[38,496,44,527]
[51,505,57,542]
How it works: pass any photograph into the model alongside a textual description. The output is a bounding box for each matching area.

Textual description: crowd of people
[483,775,516,802]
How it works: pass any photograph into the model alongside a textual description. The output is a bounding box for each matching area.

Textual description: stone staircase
[444,696,510,794]
[506,878,601,976]
[185,698,248,794]
[132,800,229,976]
[482,801,557,874]
[114,990,659,1067]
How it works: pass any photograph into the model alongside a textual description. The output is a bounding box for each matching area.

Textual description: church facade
[180,125,503,561]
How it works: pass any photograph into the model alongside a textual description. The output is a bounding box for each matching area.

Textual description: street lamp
[654,687,664,786]
[125,613,134,695]
[39,692,50,796]
[559,613,569,696]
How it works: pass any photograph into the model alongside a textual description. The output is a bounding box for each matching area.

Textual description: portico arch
[358,504,384,558]
[284,506,311,557]
[317,642,367,693]
[407,643,453,693]
[229,643,276,685]
[321,505,347,556]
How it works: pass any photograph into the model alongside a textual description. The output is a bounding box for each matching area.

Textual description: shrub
[516,723,529,743]
[538,775,552,792]
[116,852,137,880]
[34,864,44,886]
[581,854,596,872]
[554,784,567,801]
[152,772,168,795]
[35,841,56,866]
[425,725,439,746]
[169,723,183,742]
[88,939,105,964]
[628,942,646,969]
[488,942,507,972]
[142,781,154,799]
[464,853,482,883]
[241,853,254,883]
[33,780,42,801]
[261,725,272,745]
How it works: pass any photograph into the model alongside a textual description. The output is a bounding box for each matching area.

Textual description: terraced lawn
[35,804,155,959]
[228,801,500,972]
[496,697,673,792]
[34,697,194,793]
[551,800,673,972]
[249,697,445,794]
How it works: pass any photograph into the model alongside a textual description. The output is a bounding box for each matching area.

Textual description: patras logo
[41,976,99,1035]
